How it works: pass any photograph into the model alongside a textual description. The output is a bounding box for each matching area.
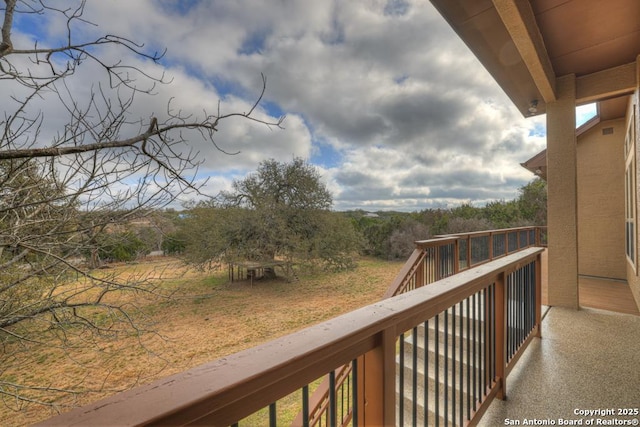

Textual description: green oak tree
[181,158,361,274]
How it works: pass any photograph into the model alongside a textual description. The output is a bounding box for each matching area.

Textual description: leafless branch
[0,0,284,413]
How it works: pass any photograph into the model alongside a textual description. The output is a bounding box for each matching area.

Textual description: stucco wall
[546,76,579,308]
[577,119,626,280]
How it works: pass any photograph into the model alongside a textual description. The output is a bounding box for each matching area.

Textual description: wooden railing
[39,246,544,427]
[302,226,547,425]
[385,226,546,298]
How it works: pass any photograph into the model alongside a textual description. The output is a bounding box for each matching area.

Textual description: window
[625,107,636,270]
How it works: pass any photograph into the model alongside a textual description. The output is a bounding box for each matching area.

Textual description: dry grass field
[1,256,404,426]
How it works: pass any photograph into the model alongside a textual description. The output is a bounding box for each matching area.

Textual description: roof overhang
[520,149,548,180]
[520,97,629,179]
[429,0,640,118]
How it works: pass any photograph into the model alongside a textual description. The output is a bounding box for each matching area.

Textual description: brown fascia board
[521,149,546,170]
[520,149,547,180]
[576,115,601,137]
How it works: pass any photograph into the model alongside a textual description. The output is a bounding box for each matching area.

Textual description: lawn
[0,256,404,426]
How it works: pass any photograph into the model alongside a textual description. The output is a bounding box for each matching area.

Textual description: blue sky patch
[156,0,200,16]
[311,142,343,169]
[528,122,546,137]
[384,0,410,16]
[576,103,597,127]
[239,30,270,55]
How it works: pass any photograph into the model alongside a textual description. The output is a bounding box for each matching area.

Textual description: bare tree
[0,0,282,413]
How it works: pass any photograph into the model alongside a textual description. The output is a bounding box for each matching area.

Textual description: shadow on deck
[540,250,640,316]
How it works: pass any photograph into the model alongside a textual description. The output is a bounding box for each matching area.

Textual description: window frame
[625,106,637,271]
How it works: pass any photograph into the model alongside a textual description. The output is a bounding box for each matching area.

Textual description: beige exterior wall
[576,119,626,280]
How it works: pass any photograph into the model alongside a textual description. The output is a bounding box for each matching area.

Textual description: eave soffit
[429,0,640,118]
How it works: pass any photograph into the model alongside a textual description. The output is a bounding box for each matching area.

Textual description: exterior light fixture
[528,100,538,115]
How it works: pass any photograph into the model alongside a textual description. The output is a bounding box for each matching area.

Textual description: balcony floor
[480,306,640,426]
[578,276,640,315]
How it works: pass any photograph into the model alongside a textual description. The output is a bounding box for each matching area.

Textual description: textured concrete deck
[480,307,640,426]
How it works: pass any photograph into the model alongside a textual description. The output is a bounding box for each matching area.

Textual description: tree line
[62,157,546,269]
[347,175,546,260]
[159,159,546,267]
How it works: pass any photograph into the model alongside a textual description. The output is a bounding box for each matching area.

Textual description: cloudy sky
[10,0,596,211]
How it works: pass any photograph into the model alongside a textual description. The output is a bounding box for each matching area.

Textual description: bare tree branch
[0,0,285,413]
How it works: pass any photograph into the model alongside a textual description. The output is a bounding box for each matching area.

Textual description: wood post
[416,254,426,289]
[535,253,542,338]
[357,328,396,426]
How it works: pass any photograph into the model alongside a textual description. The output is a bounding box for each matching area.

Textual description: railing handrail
[38,247,544,426]
[384,226,546,298]
[432,225,540,238]
[416,225,542,247]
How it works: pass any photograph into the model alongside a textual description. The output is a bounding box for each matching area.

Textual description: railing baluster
[444,308,449,427]
[529,262,534,332]
[496,271,506,401]
[521,267,525,345]
[477,291,481,407]
[512,271,516,358]
[490,284,495,384]
[302,386,309,427]
[525,264,530,336]
[519,267,523,346]
[399,332,405,426]
[352,359,358,427]
[466,297,471,421]
[485,287,491,393]
[515,268,520,348]
[513,271,517,355]
[459,301,464,427]
[412,327,418,426]
[477,289,480,404]
[435,314,440,426]
[513,271,517,356]
[507,273,512,361]
[329,371,336,427]
[269,403,277,427]
[482,287,487,396]
[424,319,429,427]
[472,292,477,411]
[529,263,533,329]
[339,372,344,425]
[452,303,457,427]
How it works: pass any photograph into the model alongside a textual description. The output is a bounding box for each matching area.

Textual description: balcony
[37,227,640,427]
[481,305,640,426]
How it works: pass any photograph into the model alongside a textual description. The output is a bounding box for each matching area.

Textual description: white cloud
[6,0,548,212]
